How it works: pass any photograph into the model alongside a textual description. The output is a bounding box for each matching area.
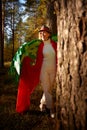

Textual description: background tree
[55,0,87,129]
[4,0,40,61]
[46,0,57,35]
[4,0,21,58]
[1,0,58,64]
[0,0,5,68]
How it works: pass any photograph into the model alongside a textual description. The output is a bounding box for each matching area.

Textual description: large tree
[55,0,87,129]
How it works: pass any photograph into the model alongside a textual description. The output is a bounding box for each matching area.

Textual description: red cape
[16,40,57,113]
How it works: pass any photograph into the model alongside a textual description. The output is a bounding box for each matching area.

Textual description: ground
[0,65,58,130]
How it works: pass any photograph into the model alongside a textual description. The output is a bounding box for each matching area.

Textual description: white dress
[40,39,56,109]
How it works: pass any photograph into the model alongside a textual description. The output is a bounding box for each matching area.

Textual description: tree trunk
[55,0,87,129]
[0,0,4,68]
[46,0,57,35]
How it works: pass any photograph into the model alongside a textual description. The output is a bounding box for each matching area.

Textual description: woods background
[0,0,87,130]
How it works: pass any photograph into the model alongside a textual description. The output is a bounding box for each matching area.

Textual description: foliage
[4,0,57,63]
[4,0,20,38]
[4,0,47,42]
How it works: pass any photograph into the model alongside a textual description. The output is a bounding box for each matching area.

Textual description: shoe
[50,113,55,118]
[39,104,46,112]
[45,108,55,118]
[50,109,55,118]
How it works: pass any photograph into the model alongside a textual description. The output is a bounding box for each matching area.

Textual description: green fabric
[9,35,57,82]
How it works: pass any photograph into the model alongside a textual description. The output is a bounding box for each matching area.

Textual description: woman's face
[39,31,50,41]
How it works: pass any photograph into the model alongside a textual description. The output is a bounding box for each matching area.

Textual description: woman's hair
[39,25,51,34]
[38,25,51,40]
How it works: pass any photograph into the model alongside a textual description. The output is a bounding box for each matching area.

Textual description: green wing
[9,39,41,81]
[9,35,57,82]
[52,34,57,42]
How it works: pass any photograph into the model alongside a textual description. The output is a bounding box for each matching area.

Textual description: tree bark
[0,0,4,68]
[46,0,57,35]
[55,0,87,129]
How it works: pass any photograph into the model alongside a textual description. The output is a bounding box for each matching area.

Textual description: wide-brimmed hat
[39,25,51,34]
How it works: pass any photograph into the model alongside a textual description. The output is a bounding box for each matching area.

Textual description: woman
[16,25,57,118]
[39,25,57,118]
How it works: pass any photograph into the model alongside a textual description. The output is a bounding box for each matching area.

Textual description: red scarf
[16,40,57,113]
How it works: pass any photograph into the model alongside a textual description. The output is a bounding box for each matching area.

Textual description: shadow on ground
[0,66,57,130]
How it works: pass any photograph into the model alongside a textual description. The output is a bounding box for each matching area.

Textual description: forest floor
[0,63,59,130]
